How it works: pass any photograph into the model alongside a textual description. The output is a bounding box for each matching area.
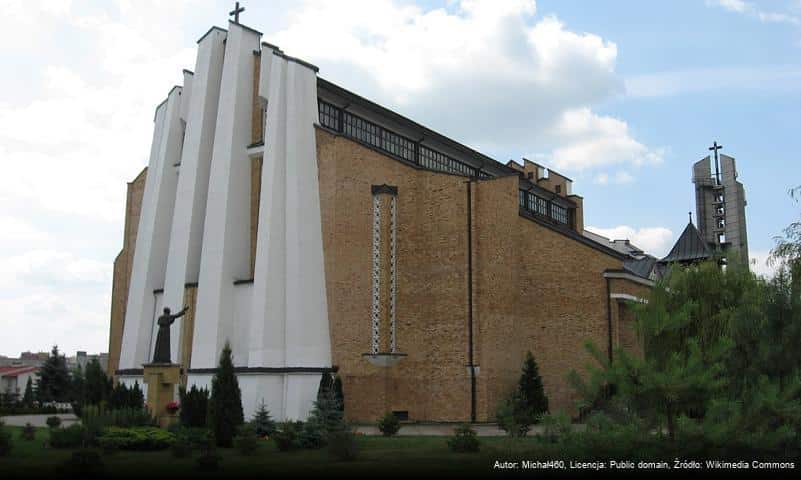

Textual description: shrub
[62,449,104,475]
[378,411,401,437]
[108,381,144,410]
[233,424,259,455]
[170,426,211,448]
[448,424,480,453]
[273,421,301,452]
[21,422,36,441]
[496,391,537,437]
[328,428,359,461]
[251,400,276,437]
[0,421,12,456]
[179,385,209,428]
[171,436,192,458]
[540,411,573,443]
[97,427,175,451]
[209,342,244,447]
[299,417,326,449]
[50,424,89,448]
[0,406,61,416]
[196,432,220,472]
[46,416,62,429]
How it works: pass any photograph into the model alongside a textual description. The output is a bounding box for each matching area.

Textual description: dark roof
[624,255,657,279]
[660,221,712,263]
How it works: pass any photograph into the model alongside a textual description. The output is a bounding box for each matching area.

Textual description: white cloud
[593,171,635,185]
[586,225,674,257]
[547,108,664,171]
[708,0,801,26]
[273,0,659,178]
[749,250,781,278]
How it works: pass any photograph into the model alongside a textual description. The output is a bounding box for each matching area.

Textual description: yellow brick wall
[108,168,147,378]
[315,128,650,421]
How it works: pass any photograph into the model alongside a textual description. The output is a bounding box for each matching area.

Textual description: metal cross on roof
[229,1,245,24]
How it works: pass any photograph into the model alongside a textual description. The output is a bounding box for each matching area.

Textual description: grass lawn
[0,426,566,477]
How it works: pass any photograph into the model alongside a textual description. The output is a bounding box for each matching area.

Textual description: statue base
[143,363,181,429]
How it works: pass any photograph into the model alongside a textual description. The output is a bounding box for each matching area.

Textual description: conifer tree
[251,400,276,437]
[519,351,549,417]
[209,342,244,447]
[35,345,71,403]
[71,364,85,406]
[332,374,345,413]
[22,377,34,407]
[84,358,110,405]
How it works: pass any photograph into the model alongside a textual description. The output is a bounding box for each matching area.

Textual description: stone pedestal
[143,363,181,429]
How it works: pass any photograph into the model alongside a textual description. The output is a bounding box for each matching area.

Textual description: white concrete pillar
[119,85,184,369]
[249,47,331,420]
[192,22,261,369]
[162,28,227,364]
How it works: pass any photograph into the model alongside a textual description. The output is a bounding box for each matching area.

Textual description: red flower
[166,401,180,412]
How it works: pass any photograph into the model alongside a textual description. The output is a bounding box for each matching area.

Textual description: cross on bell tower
[708,140,723,184]
[229,1,245,24]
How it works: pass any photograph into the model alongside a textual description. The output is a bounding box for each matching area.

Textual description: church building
[108,18,653,423]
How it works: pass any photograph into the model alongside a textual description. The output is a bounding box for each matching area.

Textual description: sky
[0,0,799,357]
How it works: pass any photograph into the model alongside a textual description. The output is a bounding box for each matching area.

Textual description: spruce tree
[332,374,345,413]
[84,358,110,405]
[22,377,34,407]
[519,351,549,417]
[71,364,85,406]
[35,345,71,403]
[252,400,276,437]
[209,342,244,447]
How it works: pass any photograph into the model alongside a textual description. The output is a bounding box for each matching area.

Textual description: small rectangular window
[392,411,409,421]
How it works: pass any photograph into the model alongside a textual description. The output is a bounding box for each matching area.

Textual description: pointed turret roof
[660,220,712,263]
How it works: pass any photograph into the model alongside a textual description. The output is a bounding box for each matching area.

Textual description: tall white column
[162,28,227,364]
[119,86,184,369]
[249,47,332,420]
[192,22,261,369]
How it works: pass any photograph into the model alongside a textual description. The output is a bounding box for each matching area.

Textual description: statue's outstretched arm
[175,306,189,318]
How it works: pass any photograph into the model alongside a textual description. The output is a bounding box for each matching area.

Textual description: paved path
[0,413,79,428]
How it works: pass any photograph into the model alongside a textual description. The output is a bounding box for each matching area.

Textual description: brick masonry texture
[315,128,648,422]
[108,168,147,378]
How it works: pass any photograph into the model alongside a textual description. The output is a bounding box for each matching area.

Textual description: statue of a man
[152,306,188,364]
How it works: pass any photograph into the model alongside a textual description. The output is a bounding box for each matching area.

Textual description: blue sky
[0,0,798,356]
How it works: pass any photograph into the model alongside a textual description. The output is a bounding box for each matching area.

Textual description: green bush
[21,422,36,441]
[97,427,175,451]
[0,406,64,415]
[299,418,326,449]
[196,432,220,472]
[61,448,104,475]
[0,421,12,456]
[50,424,88,448]
[273,421,301,451]
[496,391,538,437]
[251,400,276,437]
[233,424,259,455]
[448,424,479,453]
[171,435,192,458]
[170,426,211,449]
[46,416,62,428]
[378,412,400,437]
[179,385,209,428]
[328,428,359,461]
[539,411,573,443]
